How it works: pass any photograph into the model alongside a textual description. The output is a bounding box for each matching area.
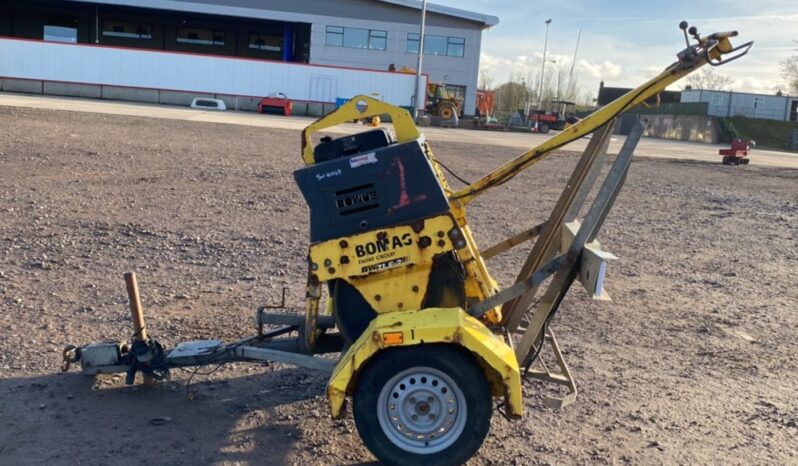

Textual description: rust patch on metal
[418,236,432,249]
[340,255,350,264]
[411,220,425,234]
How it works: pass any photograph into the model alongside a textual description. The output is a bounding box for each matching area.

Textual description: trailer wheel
[353,344,491,466]
[539,122,551,134]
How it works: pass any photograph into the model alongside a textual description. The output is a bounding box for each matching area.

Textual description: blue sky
[436,0,798,97]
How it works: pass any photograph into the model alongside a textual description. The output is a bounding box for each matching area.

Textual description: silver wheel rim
[376,366,467,454]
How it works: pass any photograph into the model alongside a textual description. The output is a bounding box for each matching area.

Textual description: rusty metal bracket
[522,326,577,410]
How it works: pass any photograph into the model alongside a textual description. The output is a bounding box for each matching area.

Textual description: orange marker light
[383,332,404,345]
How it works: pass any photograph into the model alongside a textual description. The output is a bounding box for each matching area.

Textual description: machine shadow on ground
[0,368,325,465]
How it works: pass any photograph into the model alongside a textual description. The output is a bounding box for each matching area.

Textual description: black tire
[539,122,551,134]
[353,344,492,466]
[743,158,750,165]
[722,156,730,165]
[438,103,456,120]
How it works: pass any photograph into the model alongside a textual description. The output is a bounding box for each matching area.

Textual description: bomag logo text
[355,233,412,257]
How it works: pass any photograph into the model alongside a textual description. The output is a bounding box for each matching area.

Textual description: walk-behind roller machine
[63,23,750,466]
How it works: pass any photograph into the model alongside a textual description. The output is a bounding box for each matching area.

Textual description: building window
[446,37,465,57]
[368,30,387,51]
[177,27,224,46]
[325,26,387,51]
[249,34,282,52]
[44,15,78,43]
[711,94,724,106]
[102,21,152,39]
[325,26,344,47]
[407,33,465,57]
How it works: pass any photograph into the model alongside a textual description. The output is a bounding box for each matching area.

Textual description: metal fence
[624,101,708,116]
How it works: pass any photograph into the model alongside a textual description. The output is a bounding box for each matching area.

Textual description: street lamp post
[412,0,428,119]
[537,18,552,109]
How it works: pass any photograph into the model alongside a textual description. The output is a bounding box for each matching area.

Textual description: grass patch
[718,116,797,150]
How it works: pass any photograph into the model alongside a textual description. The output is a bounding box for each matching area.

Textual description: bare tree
[478,68,494,90]
[684,67,733,90]
[782,41,798,95]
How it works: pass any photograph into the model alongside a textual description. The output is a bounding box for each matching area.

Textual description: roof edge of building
[64,0,499,28]
[376,0,499,27]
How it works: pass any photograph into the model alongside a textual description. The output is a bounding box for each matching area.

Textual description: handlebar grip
[708,30,739,40]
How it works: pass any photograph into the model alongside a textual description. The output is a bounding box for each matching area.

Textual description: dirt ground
[0,106,796,465]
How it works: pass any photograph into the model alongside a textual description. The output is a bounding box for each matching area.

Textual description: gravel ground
[0,106,796,465]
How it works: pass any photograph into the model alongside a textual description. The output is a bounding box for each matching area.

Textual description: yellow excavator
[426,83,463,120]
[64,22,750,466]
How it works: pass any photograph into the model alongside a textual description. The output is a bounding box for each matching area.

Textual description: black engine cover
[294,138,450,243]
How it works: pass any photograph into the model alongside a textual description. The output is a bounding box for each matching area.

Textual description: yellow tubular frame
[301,96,420,165]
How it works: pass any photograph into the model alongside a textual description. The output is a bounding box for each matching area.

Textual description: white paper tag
[349,152,378,168]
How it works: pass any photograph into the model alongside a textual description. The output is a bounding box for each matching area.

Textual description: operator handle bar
[449,25,751,205]
[708,30,738,40]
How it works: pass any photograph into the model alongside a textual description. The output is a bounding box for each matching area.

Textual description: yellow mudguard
[327,307,522,419]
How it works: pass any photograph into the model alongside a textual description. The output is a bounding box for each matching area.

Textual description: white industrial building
[681,89,798,122]
[0,0,498,114]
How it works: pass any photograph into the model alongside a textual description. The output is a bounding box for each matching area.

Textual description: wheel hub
[377,367,467,454]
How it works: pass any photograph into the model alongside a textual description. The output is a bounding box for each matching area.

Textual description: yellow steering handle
[300,95,420,165]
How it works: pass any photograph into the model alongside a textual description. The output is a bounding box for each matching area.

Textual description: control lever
[679,20,691,48]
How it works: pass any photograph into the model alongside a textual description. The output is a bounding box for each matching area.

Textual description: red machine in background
[719,139,753,165]
[529,100,581,134]
[476,89,495,119]
[258,93,292,117]
[474,89,504,130]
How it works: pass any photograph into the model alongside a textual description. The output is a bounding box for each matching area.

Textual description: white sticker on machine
[349,152,378,168]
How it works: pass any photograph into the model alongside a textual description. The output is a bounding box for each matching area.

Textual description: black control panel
[295,134,450,243]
